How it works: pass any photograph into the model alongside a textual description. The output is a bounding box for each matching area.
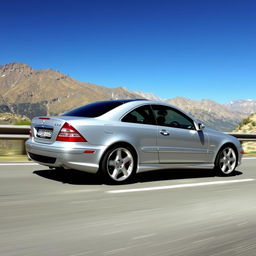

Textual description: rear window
[63,100,132,118]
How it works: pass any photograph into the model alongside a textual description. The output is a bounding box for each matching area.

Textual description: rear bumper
[25,138,106,173]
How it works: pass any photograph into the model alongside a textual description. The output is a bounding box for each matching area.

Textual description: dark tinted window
[152,105,195,130]
[63,100,134,117]
[122,105,156,125]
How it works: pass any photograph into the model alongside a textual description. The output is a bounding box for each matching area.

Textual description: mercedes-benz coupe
[26,99,243,184]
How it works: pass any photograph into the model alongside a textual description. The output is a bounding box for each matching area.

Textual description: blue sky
[1,0,255,103]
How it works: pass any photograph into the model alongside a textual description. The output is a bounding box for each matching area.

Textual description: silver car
[26,99,243,184]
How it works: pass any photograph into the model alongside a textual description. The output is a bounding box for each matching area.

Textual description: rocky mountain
[134,91,165,101]
[233,114,256,154]
[0,62,252,131]
[224,99,256,114]
[0,63,139,118]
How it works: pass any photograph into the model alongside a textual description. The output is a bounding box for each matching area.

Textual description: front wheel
[100,146,137,184]
[215,146,237,175]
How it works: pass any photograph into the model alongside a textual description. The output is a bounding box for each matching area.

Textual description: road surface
[0,158,256,256]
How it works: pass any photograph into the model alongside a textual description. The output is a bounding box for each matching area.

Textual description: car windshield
[62,100,135,117]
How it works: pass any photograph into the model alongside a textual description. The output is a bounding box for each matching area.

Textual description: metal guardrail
[228,133,256,141]
[0,125,30,140]
[0,125,256,141]
[0,125,30,155]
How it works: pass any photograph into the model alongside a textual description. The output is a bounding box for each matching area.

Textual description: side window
[122,105,156,125]
[152,105,195,130]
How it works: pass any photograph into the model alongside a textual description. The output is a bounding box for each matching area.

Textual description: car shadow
[33,168,243,185]
[136,169,243,184]
[33,169,103,185]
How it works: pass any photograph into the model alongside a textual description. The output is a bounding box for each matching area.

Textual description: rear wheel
[215,146,237,175]
[100,146,137,184]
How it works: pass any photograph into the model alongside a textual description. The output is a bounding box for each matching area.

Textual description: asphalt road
[0,158,256,256]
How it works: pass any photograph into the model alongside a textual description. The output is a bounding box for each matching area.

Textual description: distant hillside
[233,113,256,154]
[165,97,246,132]
[135,93,246,131]
[225,100,256,114]
[0,62,250,131]
[0,112,30,125]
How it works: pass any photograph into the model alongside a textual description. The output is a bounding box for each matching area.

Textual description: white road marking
[243,157,256,160]
[107,179,255,194]
[132,233,156,240]
[103,247,131,255]
[192,236,215,244]
[68,251,95,256]
[62,189,100,194]
[0,162,39,166]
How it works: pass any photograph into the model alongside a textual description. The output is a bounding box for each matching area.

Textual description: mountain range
[0,62,255,131]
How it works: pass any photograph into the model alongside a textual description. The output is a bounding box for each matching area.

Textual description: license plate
[37,129,53,139]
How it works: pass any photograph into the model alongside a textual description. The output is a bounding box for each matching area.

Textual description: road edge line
[107,179,255,194]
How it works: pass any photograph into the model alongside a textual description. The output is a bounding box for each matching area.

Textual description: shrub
[15,120,31,125]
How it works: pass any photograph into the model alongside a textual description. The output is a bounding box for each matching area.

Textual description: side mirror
[197,122,205,131]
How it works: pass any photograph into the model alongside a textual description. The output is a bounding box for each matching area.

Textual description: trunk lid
[31,116,65,144]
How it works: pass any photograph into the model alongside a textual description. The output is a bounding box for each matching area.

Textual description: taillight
[39,117,50,120]
[29,129,32,137]
[56,122,87,142]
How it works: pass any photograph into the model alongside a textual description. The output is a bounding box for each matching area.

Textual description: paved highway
[0,158,256,256]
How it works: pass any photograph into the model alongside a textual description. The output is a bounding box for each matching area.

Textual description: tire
[214,146,237,176]
[100,145,137,184]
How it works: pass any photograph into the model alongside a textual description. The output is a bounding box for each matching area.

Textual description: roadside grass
[0,155,29,162]
[243,152,256,157]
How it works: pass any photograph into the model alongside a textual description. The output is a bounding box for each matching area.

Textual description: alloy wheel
[107,147,134,182]
[218,147,237,175]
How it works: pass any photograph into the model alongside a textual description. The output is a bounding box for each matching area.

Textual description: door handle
[160,129,170,136]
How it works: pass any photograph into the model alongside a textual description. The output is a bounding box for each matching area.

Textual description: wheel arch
[99,141,139,171]
[215,142,239,166]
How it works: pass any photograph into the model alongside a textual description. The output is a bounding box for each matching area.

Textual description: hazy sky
[1,0,255,103]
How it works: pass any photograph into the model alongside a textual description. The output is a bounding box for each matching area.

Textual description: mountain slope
[166,97,246,132]
[0,62,249,131]
[233,114,256,154]
[0,63,140,117]
[234,113,256,133]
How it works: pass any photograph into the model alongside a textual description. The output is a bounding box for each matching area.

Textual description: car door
[151,105,209,164]
[121,104,158,164]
